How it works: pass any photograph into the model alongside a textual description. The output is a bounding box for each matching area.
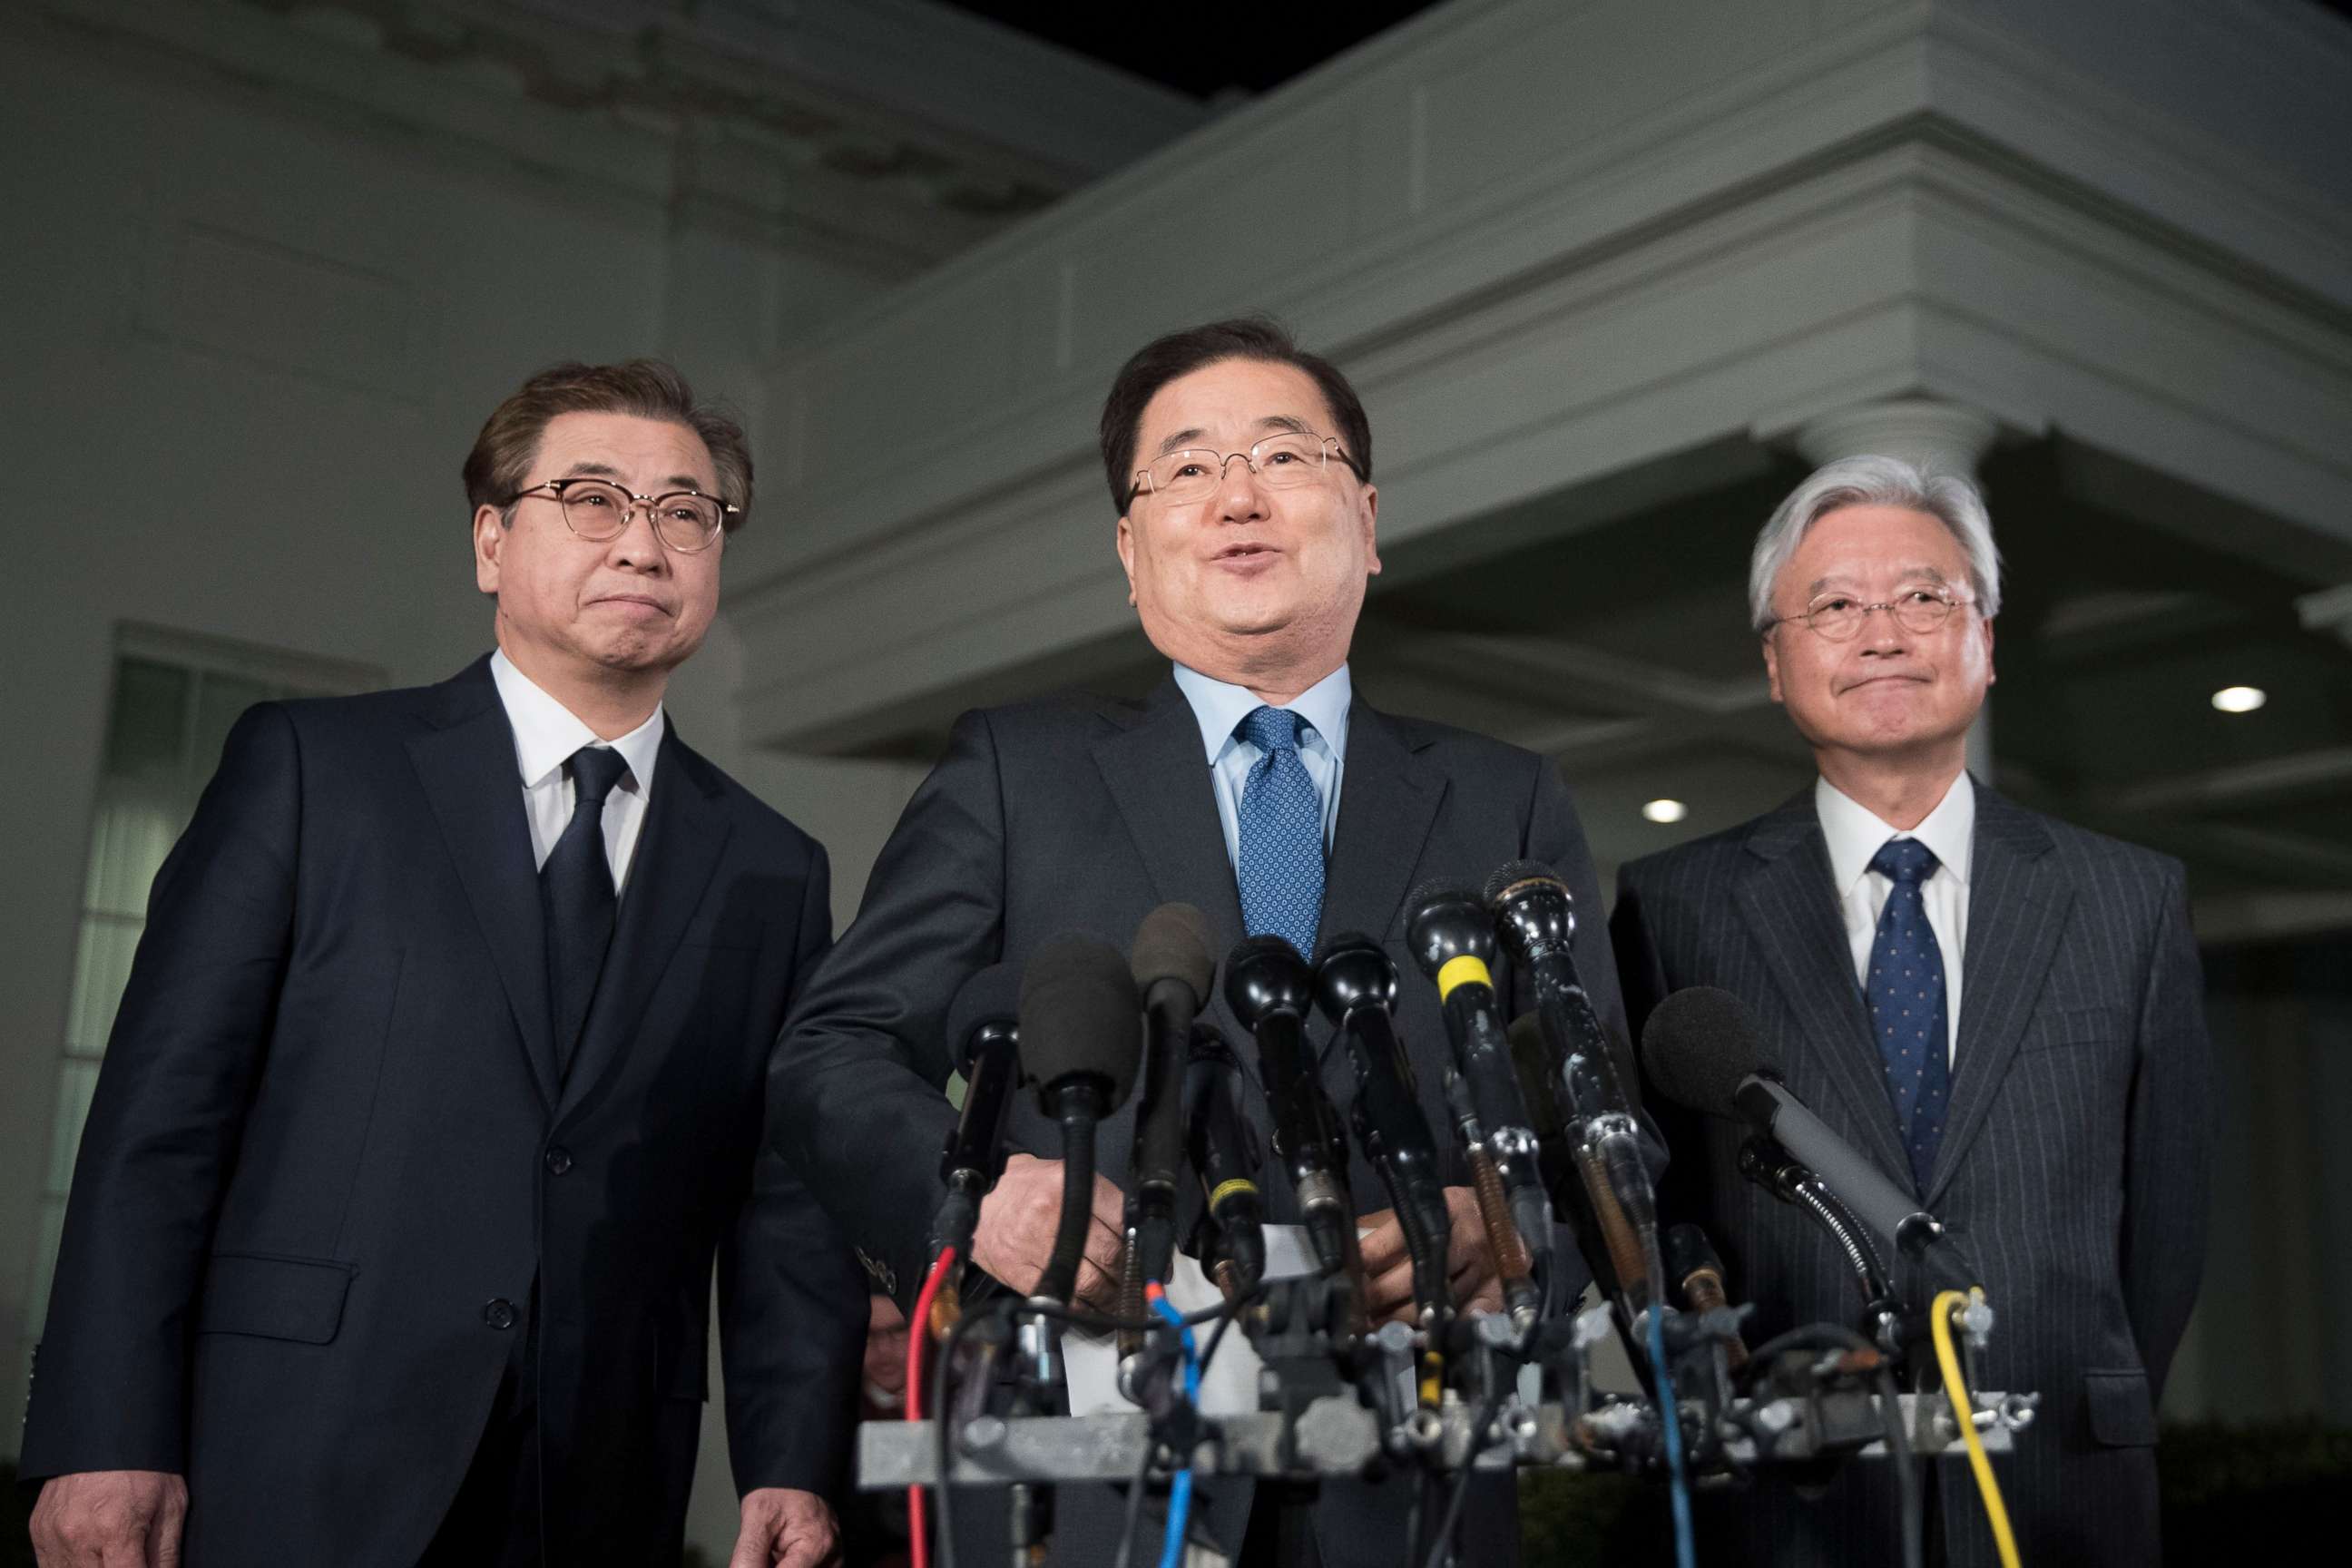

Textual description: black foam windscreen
[1130,902,1216,1004]
[1018,933,1143,1107]
[1482,858,1563,908]
[1638,985,1769,1115]
[946,963,1021,1077]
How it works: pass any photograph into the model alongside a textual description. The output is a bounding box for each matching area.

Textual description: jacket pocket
[196,1252,356,1345]
[2082,1367,2157,1446]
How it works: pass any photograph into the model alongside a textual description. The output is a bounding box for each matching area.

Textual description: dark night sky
[944,0,2352,102]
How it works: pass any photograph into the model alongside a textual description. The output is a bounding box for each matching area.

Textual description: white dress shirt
[1816,770,1975,1064]
[1171,662,1352,868]
[488,649,664,892]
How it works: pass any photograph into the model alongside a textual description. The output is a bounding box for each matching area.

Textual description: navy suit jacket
[21,658,866,1565]
[770,676,1632,1564]
[1612,781,2214,1568]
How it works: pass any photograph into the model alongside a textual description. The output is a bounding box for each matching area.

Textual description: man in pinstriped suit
[1611,456,2213,1567]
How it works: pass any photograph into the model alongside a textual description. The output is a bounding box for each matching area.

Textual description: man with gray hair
[1612,456,2212,1566]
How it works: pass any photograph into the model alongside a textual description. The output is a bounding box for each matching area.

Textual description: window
[22,627,380,1377]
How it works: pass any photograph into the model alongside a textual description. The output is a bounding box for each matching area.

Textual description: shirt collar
[1815,769,1975,895]
[1171,662,1353,764]
[488,648,665,798]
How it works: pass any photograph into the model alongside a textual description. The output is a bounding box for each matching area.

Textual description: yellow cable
[1929,1289,2021,1568]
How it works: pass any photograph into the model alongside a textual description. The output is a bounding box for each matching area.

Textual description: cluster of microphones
[906,861,2011,1568]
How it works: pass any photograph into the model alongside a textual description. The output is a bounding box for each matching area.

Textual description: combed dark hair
[1096,317,1371,510]
[463,358,754,531]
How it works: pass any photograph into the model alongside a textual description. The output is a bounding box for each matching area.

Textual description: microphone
[1485,863,1662,1328]
[1016,935,1144,1312]
[1406,883,1555,1289]
[1006,937,1139,1568]
[1183,1025,1267,1300]
[1224,935,1365,1307]
[1313,932,1455,1334]
[927,963,1022,1269]
[1638,986,1979,1303]
[1117,904,1215,1353]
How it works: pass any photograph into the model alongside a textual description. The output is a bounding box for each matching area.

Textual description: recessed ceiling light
[1642,798,1689,824]
[2210,685,2267,713]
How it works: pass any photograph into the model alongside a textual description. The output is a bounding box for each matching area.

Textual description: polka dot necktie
[544,744,631,1076]
[1235,705,1325,962]
[1867,837,1951,1193]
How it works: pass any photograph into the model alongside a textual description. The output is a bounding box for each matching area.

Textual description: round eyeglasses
[1129,431,1364,506]
[1769,586,1975,641]
[509,477,736,554]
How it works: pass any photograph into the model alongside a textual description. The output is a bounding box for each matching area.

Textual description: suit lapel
[557,729,732,1123]
[406,660,560,1110]
[1319,700,1445,949]
[1733,793,1915,1186]
[1923,785,2069,1206]
[1093,679,1247,951]
[1313,700,1446,1063]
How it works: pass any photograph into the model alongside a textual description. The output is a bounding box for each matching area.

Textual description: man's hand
[29,1470,187,1568]
[969,1152,1125,1308]
[730,1488,838,1568]
[1357,1188,1506,1325]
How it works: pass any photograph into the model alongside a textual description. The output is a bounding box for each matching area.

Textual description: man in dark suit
[23,360,864,1568]
[770,318,1632,1565]
[1612,456,2214,1566]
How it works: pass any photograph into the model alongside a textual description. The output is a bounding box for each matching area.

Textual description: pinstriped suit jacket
[1612,780,2213,1568]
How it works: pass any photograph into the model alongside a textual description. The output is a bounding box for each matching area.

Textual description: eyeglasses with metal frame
[1127,431,1364,507]
[1767,585,1976,642]
[507,477,737,554]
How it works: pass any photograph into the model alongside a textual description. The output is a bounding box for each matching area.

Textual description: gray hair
[1747,455,2002,633]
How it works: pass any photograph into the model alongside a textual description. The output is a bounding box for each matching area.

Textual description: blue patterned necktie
[544,744,631,1074]
[1866,837,1952,1192]
[1235,705,1325,961]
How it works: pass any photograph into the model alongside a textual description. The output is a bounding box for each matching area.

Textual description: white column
[1794,398,2001,780]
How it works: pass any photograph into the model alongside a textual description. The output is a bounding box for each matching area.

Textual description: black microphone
[1224,935,1364,1301]
[1124,903,1217,1298]
[1486,862,1663,1328]
[927,963,1022,1269]
[1016,934,1144,1311]
[1314,932,1455,1332]
[1183,1025,1267,1300]
[1406,883,1555,1286]
[1639,986,1979,1303]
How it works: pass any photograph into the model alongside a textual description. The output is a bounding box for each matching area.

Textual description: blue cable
[1649,1305,1696,1568]
[1146,1289,1201,1568]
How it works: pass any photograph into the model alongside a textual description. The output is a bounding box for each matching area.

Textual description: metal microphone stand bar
[857,1388,2031,1490]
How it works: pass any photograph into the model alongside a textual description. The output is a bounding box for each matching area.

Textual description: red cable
[906,1247,956,1568]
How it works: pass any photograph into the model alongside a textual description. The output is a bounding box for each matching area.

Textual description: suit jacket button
[484,1298,517,1330]
[544,1147,573,1176]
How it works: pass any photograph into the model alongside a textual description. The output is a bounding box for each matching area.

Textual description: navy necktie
[544,745,631,1075]
[1866,837,1952,1192]
[1235,706,1325,962]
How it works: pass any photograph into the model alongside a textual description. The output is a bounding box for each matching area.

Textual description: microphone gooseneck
[1407,881,1554,1325]
[927,964,1023,1271]
[1315,932,1455,1350]
[1227,934,1366,1318]
[1016,934,1143,1310]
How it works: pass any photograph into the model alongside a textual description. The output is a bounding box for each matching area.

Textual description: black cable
[1419,1388,1507,1568]
[929,1281,1260,1568]
[1739,1319,1922,1568]
[1875,1363,1926,1568]
[1109,1426,1156,1568]
[931,1293,1015,1568]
